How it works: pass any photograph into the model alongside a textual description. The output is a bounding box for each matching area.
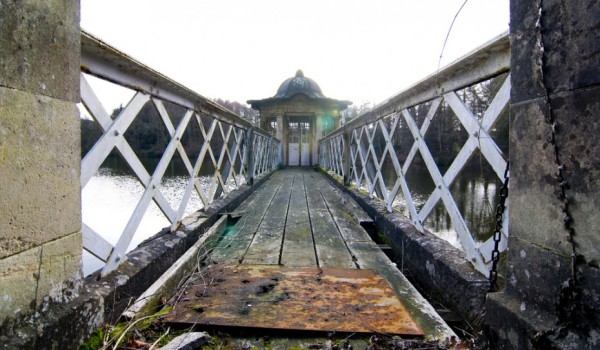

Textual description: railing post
[342,128,352,186]
[245,127,255,186]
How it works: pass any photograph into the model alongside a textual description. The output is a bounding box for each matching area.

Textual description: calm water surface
[362,164,502,251]
[82,157,229,275]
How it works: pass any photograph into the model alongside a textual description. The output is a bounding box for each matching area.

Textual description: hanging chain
[531,2,590,343]
[488,161,509,292]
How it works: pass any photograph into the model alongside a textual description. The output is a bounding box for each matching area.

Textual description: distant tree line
[212,98,259,126]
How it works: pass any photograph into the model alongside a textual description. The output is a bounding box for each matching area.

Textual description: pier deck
[163,168,454,342]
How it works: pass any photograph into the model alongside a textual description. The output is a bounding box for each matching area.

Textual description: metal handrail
[324,32,509,139]
[80,31,280,275]
[318,32,510,276]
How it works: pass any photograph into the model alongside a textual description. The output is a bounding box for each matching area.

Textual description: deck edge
[319,169,489,325]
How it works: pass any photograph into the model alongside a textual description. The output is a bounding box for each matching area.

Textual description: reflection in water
[82,163,243,276]
[379,164,501,251]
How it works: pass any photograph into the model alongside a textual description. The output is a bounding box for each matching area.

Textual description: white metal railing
[319,33,510,275]
[80,31,280,275]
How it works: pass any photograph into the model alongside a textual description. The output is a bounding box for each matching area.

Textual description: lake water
[381,164,502,250]
[82,157,501,275]
[82,156,222,275]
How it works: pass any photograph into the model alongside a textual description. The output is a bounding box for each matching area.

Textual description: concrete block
[537,0,600,94]
[509,0,600,104]
[0,86,81,259]
[486,290,556,350]
[0,246,40,317]
[550,85,600,262]
[0,0,80,101]
[509,0,546,104]
[0,233,81,321]
[487,237,600,349]
[36,232,82,306]
[504,236,571,311]
[509,99,571,256]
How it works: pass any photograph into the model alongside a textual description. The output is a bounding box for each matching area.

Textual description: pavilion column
[485,1,600,348]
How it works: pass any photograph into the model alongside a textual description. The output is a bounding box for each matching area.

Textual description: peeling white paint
[520,302,526,312]
[524,270,530,279]
[520,249,526,259]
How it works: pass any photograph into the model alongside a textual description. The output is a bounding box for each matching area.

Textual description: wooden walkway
[165,168,454,342]
[155,168,456,347]
[211,168,372,268]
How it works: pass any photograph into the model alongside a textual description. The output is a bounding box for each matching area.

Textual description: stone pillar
[276,115,283,140]
[0,0,81,330]
[486,1,600,348]
[277,116,283,165]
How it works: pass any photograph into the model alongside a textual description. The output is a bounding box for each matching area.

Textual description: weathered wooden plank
[339,191,373,225]
[313,176,372,242]
[304,172,329,211]
[243,173,294,265]
[347,241,456,341]
[209,172,286,263]
[309,209,356,268]
[281,171,317,267]
[304,173,356,268]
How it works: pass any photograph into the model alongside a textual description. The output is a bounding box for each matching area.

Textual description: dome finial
[295,69,304,78]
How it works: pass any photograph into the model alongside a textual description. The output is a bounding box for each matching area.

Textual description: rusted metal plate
[164,265,423,336]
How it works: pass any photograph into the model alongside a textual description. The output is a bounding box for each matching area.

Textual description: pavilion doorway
[287,120,311,166]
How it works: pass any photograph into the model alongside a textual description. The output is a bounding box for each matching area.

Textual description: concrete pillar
[276,116,283,165]
[0,0,81,328]
[486,1,600,348]
[276,115,283,140]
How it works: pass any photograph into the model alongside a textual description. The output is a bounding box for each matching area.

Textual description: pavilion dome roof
[274,69,325,99]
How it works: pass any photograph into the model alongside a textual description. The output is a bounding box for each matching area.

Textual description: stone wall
[486,1,600,348]
[0,0,82,341]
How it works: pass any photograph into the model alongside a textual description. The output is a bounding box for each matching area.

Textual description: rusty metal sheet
[163,265,423,336]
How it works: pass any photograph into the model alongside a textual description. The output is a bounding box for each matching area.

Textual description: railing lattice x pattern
[319,134,346,179]
[321,75,510,274]
[80,72,279,275]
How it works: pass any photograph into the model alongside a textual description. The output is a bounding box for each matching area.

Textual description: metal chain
[488,161,509,292]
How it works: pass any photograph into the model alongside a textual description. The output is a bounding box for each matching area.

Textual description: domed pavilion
[248,70,351,166]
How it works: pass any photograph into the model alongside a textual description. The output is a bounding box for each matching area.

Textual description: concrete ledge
[320,170,488,324]
[0,171,274,349]
[0,86,81,259]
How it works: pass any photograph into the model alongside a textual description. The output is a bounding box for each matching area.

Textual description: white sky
[81,0,509,109]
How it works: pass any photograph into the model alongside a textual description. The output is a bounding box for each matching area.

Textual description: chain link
[488,162,509,292]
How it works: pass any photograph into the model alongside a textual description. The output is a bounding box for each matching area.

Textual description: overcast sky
[81,0,509,109]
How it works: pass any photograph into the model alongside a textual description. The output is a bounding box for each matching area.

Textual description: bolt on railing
[319,33,510,275]
[80,31,280,276]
